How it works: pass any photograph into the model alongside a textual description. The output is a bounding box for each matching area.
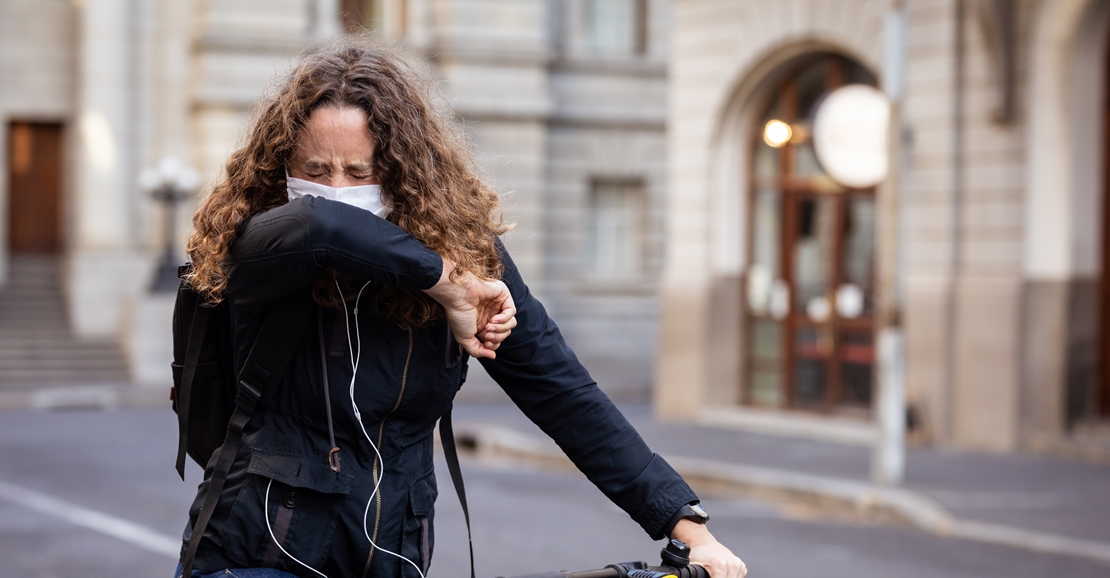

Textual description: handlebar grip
[505,563,707,578]
[676,564,709,578]
[505,569,623,578]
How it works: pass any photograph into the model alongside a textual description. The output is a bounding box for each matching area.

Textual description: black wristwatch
[662,501,710,539]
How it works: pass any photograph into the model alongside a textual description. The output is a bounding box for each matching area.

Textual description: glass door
[744,54,877,414]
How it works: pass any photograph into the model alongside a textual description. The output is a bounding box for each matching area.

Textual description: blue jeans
[174,563,300,578]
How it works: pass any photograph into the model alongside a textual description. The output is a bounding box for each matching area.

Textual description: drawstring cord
[318,305,341,473]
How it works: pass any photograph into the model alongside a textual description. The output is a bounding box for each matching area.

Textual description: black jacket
[181,196,698,578]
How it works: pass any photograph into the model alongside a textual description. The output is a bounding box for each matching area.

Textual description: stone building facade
[657,0,1110,457]
[0,0,670,399]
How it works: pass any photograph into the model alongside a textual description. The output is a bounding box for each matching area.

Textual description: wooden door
[7,122,63,254]
[743,54,878,414]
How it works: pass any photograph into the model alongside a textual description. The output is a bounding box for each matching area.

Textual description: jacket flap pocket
[408,471,436,517]
[247,450,354,495]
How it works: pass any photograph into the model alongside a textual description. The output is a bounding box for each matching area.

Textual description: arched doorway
[743,53,878,415]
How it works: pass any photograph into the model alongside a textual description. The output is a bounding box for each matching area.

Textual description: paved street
[0,406,1107,578]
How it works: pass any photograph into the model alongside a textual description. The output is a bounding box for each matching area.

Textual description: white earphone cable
[265,478,328,578]
[336,279,427,578]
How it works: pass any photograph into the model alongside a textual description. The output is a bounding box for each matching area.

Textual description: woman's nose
[321,171,363,188]
[330,175,356,188]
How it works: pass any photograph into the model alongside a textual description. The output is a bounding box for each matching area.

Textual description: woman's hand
[672,520,747,578]
[423,259,517,359]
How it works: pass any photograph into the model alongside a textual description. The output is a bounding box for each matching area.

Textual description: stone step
[0,313,72,321]
[2,282,61,291]
[0,257,132,385]
[0,320,70,327]
[0,369,130,381]
[0,374,130,383]
[0,347,111,354]
[0,331,89,341]
[0,332,114,341]
[0,310,70,318]
[0,288,65,296]
[0,367,130,380]
[0,354,128,366]
[0,296,63,305]
[0,306,69,313]
[0,278,63,285]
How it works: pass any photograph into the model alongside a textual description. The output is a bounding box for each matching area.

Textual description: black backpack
[170,266,314,577]
[169,265,476,578]
[170,269,233,475]
[170,266,313,478]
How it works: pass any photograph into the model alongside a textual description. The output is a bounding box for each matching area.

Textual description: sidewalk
[0,381,166,410]
[449,402,1110,567]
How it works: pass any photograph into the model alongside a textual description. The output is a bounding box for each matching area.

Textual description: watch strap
[662,502,709,539]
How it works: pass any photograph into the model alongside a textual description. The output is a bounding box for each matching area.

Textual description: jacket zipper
[362,328,414,578]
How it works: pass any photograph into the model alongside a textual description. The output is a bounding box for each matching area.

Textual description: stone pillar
[124,0,197,386]
[68,0,148,338]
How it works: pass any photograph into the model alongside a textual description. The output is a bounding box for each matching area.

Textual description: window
[584,0,647,56]
[586,180,646,279]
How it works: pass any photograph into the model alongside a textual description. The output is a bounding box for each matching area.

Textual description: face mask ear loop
[335,278,426,578]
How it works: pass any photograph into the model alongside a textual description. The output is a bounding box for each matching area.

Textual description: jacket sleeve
[479,241,699,540]
[225,196,443,310]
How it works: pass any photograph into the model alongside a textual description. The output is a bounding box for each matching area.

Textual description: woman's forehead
[295,106,374,160]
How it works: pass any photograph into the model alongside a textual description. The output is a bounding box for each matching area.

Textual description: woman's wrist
[423,257,466,307]
[671,518,714,547]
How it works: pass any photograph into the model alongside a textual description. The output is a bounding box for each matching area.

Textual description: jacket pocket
[401,470,437,578]
[222,451,353,572]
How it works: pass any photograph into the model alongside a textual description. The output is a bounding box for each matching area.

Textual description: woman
[179,41,746,578]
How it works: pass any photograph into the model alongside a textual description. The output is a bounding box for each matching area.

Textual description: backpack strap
[439,354,474,578]
[175,298,211,480]
[181,290,314,578]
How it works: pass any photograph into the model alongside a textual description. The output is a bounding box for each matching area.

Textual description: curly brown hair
[185,40,509,327]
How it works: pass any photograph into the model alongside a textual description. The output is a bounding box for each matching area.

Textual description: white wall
[0,0,78,285]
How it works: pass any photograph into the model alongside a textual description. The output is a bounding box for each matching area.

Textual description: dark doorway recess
[7,122,63,254]
[1098,39,1110,418]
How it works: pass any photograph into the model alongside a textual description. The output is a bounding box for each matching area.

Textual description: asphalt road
[0,406,1106,578]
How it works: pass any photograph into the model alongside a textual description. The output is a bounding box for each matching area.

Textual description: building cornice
[457,108,665,132]
[551,56,667,79]
[193,33,304,55]
[418,42,667,80]
[421,42,556,67]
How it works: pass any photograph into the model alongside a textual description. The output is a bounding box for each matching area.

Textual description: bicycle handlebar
[506,561,708,578]
[500,538,709,578]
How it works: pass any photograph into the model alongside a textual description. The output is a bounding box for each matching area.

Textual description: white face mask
[286,174,391,218]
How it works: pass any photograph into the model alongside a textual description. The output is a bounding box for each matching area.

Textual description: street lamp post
[139,157,199,293]
[872,0,908,485]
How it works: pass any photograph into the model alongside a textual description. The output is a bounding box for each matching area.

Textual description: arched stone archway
[655,13,883,419]
[701,50,881,415]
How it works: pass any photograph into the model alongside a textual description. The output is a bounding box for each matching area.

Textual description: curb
[0,383,168,411]
[453,423,1110,567]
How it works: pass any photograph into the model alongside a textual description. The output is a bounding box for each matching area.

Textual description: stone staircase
[0,257,130,391]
